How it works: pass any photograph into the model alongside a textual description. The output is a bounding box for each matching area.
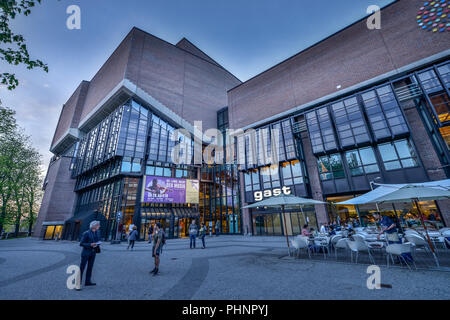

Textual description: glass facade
[361,85,409,140]
[345,147,379,176]
[414,61,450,175]
[378,139,418,171]
[331,97,370,148]
[58,59,450,240]
[67,99,241,240]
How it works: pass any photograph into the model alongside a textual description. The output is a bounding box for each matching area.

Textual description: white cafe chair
[330,235,343,253]
[405,234,438,263]
[347,238,375,264]
[290,236,311,259]
[386,243,416,270]
[334,238,349,261]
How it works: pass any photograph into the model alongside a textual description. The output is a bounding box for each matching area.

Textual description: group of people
[296,213,415,261]
[76,219,221,290]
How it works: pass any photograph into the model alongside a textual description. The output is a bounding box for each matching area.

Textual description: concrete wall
[228,0,450,130]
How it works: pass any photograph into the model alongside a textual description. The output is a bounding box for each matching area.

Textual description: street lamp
[111,211,122,244]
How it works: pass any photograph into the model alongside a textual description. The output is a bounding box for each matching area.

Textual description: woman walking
[199,223,207,249]
[127,225,138,250]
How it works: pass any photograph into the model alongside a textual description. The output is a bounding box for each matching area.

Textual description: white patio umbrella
[243,194,326,254]
[337,180,450,267]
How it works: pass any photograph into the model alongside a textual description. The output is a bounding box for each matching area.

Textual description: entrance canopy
[336,179,450,205]
[243,194,326,209]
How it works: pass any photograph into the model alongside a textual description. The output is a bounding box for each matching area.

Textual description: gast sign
[254,186,292,202]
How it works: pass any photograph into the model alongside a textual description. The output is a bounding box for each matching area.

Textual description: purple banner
[142,176,188,203]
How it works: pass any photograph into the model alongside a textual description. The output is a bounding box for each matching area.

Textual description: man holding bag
[78,220,101,290]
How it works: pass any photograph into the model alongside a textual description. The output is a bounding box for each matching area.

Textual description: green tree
[24,164,42,236]
[0,134,20,233]
[0,102,42,236]
[0,0,48,90]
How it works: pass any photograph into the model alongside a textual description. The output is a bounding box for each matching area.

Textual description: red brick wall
[228,0,450,130]
[33,157,77,237]
[125,29,241,129]
[51,81,89,149]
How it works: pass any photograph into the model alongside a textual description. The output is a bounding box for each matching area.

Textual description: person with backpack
[150,222,163,276]
[189,219,198,249]
[199,223,207,249]
[127,225,138,250]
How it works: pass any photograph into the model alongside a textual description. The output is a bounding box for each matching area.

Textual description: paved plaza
[0,236,449,300]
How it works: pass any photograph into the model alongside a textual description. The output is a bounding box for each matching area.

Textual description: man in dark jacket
[78,220,101,290]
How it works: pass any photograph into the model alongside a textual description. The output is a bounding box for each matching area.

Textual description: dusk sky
[0,0,394,172]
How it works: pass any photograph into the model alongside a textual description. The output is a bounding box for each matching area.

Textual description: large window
[237,135,246,170]
[345,147,379,176]
[258,165,280,189]
[282,120,297,160]
[280,160,304,185]
[378,139,418,171]
[437,63,450,89]
[317,154,345,181]
[306,107,337,154]
[361,85,409,140]
[271,122,286,163]
[117,101,149,159]
[147,114,177,163]
[331,97,370,148]
[417,69,443,94]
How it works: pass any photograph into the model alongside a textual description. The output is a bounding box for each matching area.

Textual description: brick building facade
[36,0,450,240]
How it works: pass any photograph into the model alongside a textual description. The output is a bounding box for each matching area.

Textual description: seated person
[328,225,336,236]
[301,225,311,237]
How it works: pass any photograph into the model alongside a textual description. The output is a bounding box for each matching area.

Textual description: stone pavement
[0,236,449,300]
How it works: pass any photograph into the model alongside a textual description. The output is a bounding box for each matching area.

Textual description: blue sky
[0,0,394,170]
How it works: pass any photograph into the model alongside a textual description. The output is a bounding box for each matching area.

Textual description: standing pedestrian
[78,221,101,290]
[215,221,220,236]
[148,224,154,244]
[127,225,138,250]
[150,222,163,276]
[189,219,198,249]
[159,226,166,254]
[199,223,207,249]
[373,212,413,263]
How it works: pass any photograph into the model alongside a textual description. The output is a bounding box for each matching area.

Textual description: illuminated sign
[142,176,199,204]
[254,186,291,202]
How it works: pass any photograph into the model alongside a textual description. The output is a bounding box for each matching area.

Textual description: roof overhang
[76,78,203,141]
[50,128,81,154]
